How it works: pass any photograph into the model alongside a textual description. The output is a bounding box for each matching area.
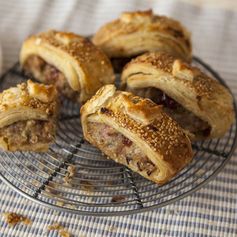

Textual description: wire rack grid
[0,57,236,216]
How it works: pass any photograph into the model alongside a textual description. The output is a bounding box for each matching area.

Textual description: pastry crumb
[65,204,77,209]
[80,180,95,193]
[48,222,72,237]
[108,224,118,232]
[111,195,126,203]
[31,179,41,187]
[45,182,60,196]
[3,212,32,227]
[56,200,76,209]
[38,159,49,172]
[63,165,77,186]
[56,200,65,207]
[107,180,115,185]
[196,168,206,177]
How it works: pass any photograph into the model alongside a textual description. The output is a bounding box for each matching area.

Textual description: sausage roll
[0,80,59,152]
[81,85,193,184]
[20,30,115,103]
[92,9,191,72]
[121,52,235,140]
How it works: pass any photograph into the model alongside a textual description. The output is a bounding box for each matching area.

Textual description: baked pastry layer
[92,10,192,72]
[81,84,193,184]
[87,122,157,176]
[20,30,115,103]
[121,52,235,139]
[0,80,59,152]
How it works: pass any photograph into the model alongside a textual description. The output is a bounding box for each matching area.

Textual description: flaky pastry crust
[121,52,235,139]
[81,85,193,184]
[20,30,115,103]
[0,80,59,151]
[92,10,192,62]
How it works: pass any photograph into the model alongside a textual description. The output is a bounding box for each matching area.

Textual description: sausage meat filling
[87,122,157,176]
[0,120,55,149]
[23,55,79,101]
[128,87,211,137]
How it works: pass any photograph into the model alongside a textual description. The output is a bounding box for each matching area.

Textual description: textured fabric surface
[0,0,237,236]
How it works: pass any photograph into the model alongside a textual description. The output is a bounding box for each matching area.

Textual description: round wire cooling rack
[0,57,236,216]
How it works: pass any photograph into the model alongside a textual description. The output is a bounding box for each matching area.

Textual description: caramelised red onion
[152,89,178,110]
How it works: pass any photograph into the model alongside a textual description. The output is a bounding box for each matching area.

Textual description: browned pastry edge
[81,84,193,184]
[0,80,58,116]
[121,52,235,139]
[0,80,59,152]
[20,30,115,103]
[92,9,192,62]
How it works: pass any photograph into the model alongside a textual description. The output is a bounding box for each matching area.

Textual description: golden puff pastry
[92,9,191,72]
[81,85,193,184]
[0,80,59,152]
[121,52,235,140]
[20,30,115,103]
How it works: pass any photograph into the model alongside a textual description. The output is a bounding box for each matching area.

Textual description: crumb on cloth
[3,212,32,227]
[108,224,118,232]
[48,222,72,237]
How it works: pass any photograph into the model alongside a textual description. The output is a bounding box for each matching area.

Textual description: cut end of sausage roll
[81,84,193,184]
[20,30,115,103]
[92,9,192,72]
[121,52,235,140]
[0,80,59,152]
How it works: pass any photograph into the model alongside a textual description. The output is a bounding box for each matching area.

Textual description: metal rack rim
[0,56,236,216]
